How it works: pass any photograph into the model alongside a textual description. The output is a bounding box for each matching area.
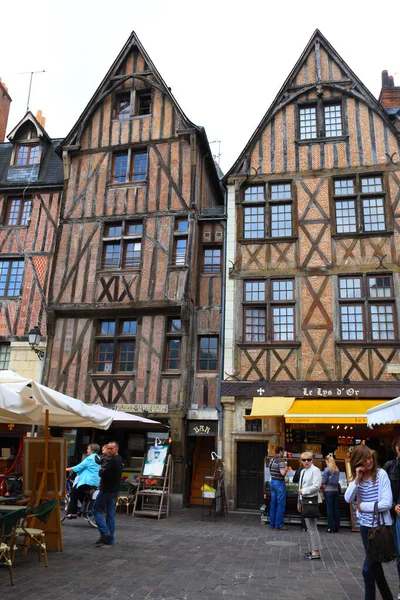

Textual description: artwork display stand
[132,446,172,519]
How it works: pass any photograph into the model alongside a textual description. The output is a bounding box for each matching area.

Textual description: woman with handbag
[322,455,341,533]
[297,451,323,560]
[345,445,394,600]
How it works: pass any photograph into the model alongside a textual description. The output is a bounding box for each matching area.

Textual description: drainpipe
[217,202,227,456]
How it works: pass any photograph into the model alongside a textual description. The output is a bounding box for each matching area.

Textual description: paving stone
[0,508,398,599]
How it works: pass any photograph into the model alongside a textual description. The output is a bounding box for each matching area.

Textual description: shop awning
[285,399,387,424]
[366,397,400,426]
[245,397,295,420]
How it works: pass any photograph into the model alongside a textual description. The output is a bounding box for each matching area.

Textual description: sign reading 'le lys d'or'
[302,386,360,397]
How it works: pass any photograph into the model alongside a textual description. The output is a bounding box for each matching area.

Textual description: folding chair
[15,499,58,567]
[0,507,28,586]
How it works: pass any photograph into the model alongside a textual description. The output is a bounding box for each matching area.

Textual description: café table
[0,495,15,503]
[0,504,27,512]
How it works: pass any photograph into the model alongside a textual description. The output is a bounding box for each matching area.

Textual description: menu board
[286,430,326,444]
[142,444,169,476]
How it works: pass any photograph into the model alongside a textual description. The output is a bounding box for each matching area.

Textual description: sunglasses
[301,458,312,462]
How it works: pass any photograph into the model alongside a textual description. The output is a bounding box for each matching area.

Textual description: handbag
[301,495,320,518]
[366,502,397,563]
[299,470,320,518]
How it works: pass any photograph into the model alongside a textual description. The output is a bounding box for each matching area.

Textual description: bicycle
[60,477,98,528]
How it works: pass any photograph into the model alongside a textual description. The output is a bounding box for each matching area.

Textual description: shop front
[221,381,400,511]
[186,409,218,505]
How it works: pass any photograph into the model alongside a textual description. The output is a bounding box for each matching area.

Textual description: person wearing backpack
[383,437,400,600]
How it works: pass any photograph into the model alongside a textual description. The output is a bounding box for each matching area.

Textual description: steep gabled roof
[7,111,51,144]
[60,30,222,200]
[224,29,399,181]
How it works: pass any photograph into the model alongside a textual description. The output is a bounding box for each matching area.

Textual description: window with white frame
[242,183,293,239]
[334,174,386,234]
[0,260,24,297]
[338,274,396,341]
[243,278,296,343]
[172,218,188,265]
[102,221,142,269]
[299,102,343,140]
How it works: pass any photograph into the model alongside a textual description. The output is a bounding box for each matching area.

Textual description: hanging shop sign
[188,421,217,436]
[113,404,168,413]
[222,381,400,399]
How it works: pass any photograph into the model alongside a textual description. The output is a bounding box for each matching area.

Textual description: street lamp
[28,325,44,360]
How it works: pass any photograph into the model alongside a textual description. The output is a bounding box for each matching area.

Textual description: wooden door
[236,441,266,510]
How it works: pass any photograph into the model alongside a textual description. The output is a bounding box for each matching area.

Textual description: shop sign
[286,417,366,424]
[188,421,217,436]
[113,404,168,414]
[302,386,360,397]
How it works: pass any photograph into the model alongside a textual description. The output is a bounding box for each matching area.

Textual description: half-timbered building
[221,30,400,510]
[45,32,224,506]
[0,90,63,381]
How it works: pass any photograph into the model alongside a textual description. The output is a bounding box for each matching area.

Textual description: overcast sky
[1,0,399,173]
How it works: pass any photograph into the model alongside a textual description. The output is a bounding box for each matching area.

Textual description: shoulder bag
[299,470,320,518]
[367,502,397,563]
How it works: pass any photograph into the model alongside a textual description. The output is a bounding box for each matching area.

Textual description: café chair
[115,481,137,514]
[0,507,28,586]
[15,499,58,567]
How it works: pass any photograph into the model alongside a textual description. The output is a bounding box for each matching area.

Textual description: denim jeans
[359,525,393,600]
[392,515,400,580]
[93,491,118,543]
[269,480,286,529]
[325,491,340,531]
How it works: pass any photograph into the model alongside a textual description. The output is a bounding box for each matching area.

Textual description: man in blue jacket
[93,441,123,546]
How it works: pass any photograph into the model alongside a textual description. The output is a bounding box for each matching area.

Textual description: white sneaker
[397,591,400,600]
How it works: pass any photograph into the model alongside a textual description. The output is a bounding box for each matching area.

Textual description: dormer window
[15,144,40,165]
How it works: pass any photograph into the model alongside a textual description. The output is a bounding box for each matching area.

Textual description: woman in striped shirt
[345,445,394,600]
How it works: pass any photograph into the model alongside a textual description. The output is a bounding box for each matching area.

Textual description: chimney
[35,110,46,129]
[0,77,12,143]
[379,70,400,109]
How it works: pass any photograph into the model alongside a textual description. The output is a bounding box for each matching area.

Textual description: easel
[23,410,65,551]
[133,446,172,519]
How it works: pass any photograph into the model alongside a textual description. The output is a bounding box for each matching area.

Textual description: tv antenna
[209,139,222,165]
[18,70,46,113]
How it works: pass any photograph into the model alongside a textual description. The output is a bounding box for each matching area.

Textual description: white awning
[0,370,165,430]
[366,397,400,426]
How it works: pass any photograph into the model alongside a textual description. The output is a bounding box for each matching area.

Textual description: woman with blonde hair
[322,455,340,533]
[65,443,101,518]
[345,445,393,600]
[297,451,323,560]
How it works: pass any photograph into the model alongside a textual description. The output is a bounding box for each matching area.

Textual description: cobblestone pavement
[1,508,398,600]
